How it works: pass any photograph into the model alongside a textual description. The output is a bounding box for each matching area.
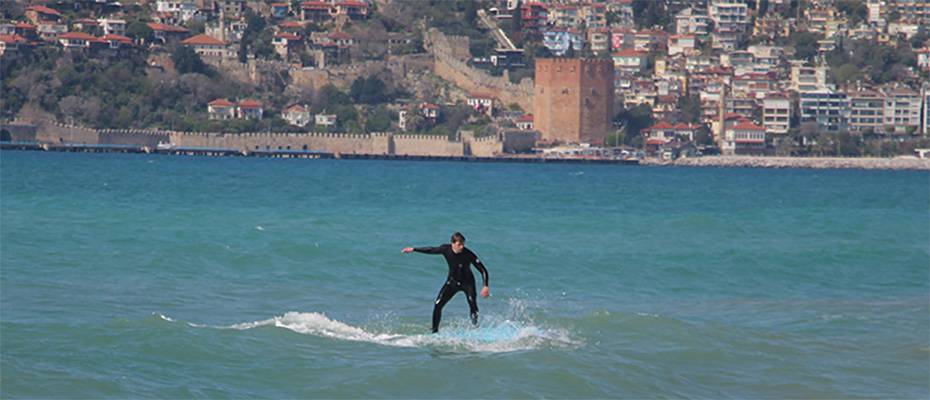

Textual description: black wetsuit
[414,244,489,333]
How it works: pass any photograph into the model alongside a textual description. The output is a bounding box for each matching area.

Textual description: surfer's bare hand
[402,247,414,253]
[481,286,489,298]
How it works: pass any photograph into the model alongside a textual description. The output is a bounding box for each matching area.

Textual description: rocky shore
[641,156,930,171]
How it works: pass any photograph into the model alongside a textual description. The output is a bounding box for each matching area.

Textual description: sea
[2,150,928,399]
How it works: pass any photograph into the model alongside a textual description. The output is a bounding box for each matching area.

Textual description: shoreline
[3,143,929,170]
[642,155,930,171]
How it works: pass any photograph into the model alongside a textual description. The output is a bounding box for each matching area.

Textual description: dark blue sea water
[2,151,928,398]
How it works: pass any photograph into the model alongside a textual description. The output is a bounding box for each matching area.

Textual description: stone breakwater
[642,156,930,171]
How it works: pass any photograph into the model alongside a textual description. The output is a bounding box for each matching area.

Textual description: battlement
[536,58,615,74]
[394,134,452,141]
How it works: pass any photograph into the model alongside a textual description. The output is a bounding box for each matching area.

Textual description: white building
[96,18,126,36]
[883,86,921,134]
[790,62,828,92]
[181,34,231,59]
[675,7,709,35]
[315,113,337,126]
[668,34,696,56]
[916,48,930,71]
[762,95,791,135]
[283,104,311,127]
[848,89,885,134]
[467,93,494,116]
[922,84,930,135]
[723,120,766,155]
[799,88,849,133]
[709,1,749,33]
[155,0,198,22]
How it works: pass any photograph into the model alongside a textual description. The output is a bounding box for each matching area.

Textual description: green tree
[126,20,153,43]
[171,45,210,75]
[787,31,823,61]
[632,0,669,29]
[365,106,393,132]
[350,76,388,104]
[831,63,861,85]
[613,104,653,146]
[678,95,702,123]
[911,32,929,49]
[317,84,352,109]
[835,0,867,25]
[253,29,276,59]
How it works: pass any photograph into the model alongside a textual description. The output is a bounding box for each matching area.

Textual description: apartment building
[799,88,849,132]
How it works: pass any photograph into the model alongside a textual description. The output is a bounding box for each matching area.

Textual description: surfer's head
[451,232,465,253]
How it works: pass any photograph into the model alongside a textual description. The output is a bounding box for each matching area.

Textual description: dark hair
[451,232,465,244]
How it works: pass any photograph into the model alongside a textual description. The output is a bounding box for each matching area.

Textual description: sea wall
[22,121,508,157]
[648,156,930,170]
[168,131,381,154]
[393,134,463,156]
[463,131,503,157]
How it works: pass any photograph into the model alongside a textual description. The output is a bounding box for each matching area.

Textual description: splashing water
[156,300,579,353]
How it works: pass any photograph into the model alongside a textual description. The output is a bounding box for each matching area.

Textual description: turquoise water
[2,150,928,398]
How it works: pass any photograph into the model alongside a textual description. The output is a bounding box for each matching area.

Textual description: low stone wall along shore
[643,156,930,171]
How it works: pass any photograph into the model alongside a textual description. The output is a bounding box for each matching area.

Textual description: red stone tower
[533,58,615,144]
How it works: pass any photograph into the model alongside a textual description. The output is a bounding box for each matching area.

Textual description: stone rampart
[424,29,535,113]
[0,121,38,141]
[462,131,503,157]
[25,120,508,157]
[37,122,100,144]
[393,134,463,156]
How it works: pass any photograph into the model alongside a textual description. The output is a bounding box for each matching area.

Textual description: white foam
[161,311,578,353]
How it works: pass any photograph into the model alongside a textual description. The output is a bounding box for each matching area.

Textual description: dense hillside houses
[1,0,928,158]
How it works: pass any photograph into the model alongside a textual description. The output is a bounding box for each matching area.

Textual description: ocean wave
[156,310,579,354]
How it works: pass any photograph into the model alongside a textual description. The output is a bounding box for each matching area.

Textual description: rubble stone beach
[642,156,930,171]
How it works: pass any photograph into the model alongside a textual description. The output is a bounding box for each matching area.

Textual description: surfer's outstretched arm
[401,245,445,254]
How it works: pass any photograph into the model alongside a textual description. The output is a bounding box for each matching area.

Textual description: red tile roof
[301,1,331,9]
[285,104,308,113]
[724,113,747,120]
[238,99,263,109]
[612,49,645,57]
[646,138,668,145]
[182,34,226,46]
[279,21,305,29]
[731,121,765,131]
[209,98,236,107]
[101,34,133,44]
[337,1,368,7]
[27,5,62,16]
[147,23,189,33]
[15,22,37,30]
[651,121,674,129]
[517,114,534,122]
[59,31,100,41]
[274,32,302,41]
[0,34,26,44]
[328,31,352,40]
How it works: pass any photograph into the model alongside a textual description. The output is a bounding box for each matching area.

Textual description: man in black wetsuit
[402,232,490,333]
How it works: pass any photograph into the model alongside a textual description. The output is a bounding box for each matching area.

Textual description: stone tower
[533,58,614,144]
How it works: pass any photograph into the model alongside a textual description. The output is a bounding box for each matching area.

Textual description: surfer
[402,232,490,333]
